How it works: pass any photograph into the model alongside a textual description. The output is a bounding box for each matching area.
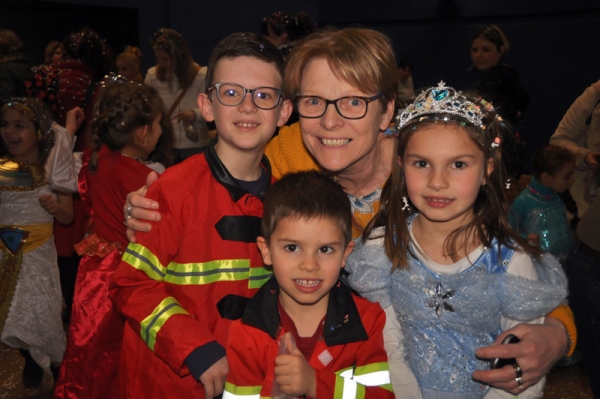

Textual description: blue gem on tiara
[432,89,448,101]
[397,81,488,130]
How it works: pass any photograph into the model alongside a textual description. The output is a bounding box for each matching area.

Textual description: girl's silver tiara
[397,81,495,131]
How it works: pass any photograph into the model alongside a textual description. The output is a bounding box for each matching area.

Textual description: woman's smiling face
[298,58,394,177]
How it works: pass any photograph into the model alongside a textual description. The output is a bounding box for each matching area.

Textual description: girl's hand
[274,347,316,398]
[472,322,567,394]
[65,107,85,136]
[39,194,60,215]
[173,110,196,125]
[124,171,161,243]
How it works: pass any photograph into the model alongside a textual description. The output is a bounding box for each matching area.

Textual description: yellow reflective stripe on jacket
[223,382,261,399]
[124,243,272,287]
[354,362,392,389]
[123,243,166,281]
[164,259,250,285]
[248,266,273,289]
[335,362,392,397]
[140,297,189,351]
[334,376,365,399]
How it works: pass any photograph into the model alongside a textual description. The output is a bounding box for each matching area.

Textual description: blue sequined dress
[347,215,567,399]
[509,177,573,265]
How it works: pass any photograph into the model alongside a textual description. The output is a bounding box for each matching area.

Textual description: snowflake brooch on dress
[426,282,455,317]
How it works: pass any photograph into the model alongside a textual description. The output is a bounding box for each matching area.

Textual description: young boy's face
[198,56,292,155]
[544,162,576,194]
[257,217,354,314]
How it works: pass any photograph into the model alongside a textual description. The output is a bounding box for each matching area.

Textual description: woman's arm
[550,80,600,167]
[124,171,161,242]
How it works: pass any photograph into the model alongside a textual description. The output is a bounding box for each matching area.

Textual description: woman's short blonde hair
[284,28,398,107]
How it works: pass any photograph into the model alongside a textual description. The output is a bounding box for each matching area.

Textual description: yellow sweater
[265,122,320,179]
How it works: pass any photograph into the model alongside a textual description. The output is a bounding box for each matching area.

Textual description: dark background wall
[1,0,599,172]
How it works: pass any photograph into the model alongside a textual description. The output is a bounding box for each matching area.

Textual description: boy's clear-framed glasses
[207,83,284,110]
[294,93,383,120]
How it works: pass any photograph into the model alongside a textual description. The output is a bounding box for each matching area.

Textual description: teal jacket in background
[509,176,573,264]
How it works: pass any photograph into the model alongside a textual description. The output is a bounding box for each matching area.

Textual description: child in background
[347,83,568,398]
[225,171,393,399]
[509,145,576,266]
[110,32,292,398]
[53,82,171,398]
[0,98,78,387]
[116,46,144,83]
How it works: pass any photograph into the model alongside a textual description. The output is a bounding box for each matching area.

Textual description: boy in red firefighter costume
[224,171,394,399]
[110,32,293,399]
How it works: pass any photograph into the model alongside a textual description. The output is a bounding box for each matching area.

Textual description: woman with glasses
[125,28,574,398]
[146,28,209,163]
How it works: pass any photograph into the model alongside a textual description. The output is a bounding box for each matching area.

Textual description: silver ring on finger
[515,376,523,390]
[124,215,132,226]
[126,205,133,216]
[512,362,523,379]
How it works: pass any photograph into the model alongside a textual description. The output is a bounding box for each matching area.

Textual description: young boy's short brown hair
[261,171,352,245]
[205,32,285,90]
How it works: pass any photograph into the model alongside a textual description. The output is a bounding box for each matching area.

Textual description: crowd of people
[0,15,597,399]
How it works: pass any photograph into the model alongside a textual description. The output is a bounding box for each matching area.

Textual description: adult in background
[471,25,529,179]
[146,28,208,163]
[550,80,600,216]
[0,29,31,99]
[126,28,574,397]
[396,58,415,107]
[566,184,600,398]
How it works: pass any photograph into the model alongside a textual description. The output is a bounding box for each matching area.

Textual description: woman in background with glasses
[146,28,209,163]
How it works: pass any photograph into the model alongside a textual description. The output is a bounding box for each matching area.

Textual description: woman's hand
[472,321,567,394]
[124,171,161,243]
[173,110,196,125]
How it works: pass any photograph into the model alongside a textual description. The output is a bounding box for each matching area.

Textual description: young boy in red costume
[224,171,394,399]
[110,32,292,399]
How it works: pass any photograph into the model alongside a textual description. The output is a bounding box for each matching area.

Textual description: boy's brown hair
[531,144,576,180]
[205,32,285,90]
[261,171,352,245]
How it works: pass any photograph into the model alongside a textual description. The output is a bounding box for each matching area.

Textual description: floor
[0,342,594,398]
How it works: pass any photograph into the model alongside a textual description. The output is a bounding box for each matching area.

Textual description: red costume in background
[53,147,156,399]
[110,142,274,398]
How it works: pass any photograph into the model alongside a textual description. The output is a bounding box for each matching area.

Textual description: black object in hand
[490,334,521,369]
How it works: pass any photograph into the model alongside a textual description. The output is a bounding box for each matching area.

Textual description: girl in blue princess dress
[347,83,568,399]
